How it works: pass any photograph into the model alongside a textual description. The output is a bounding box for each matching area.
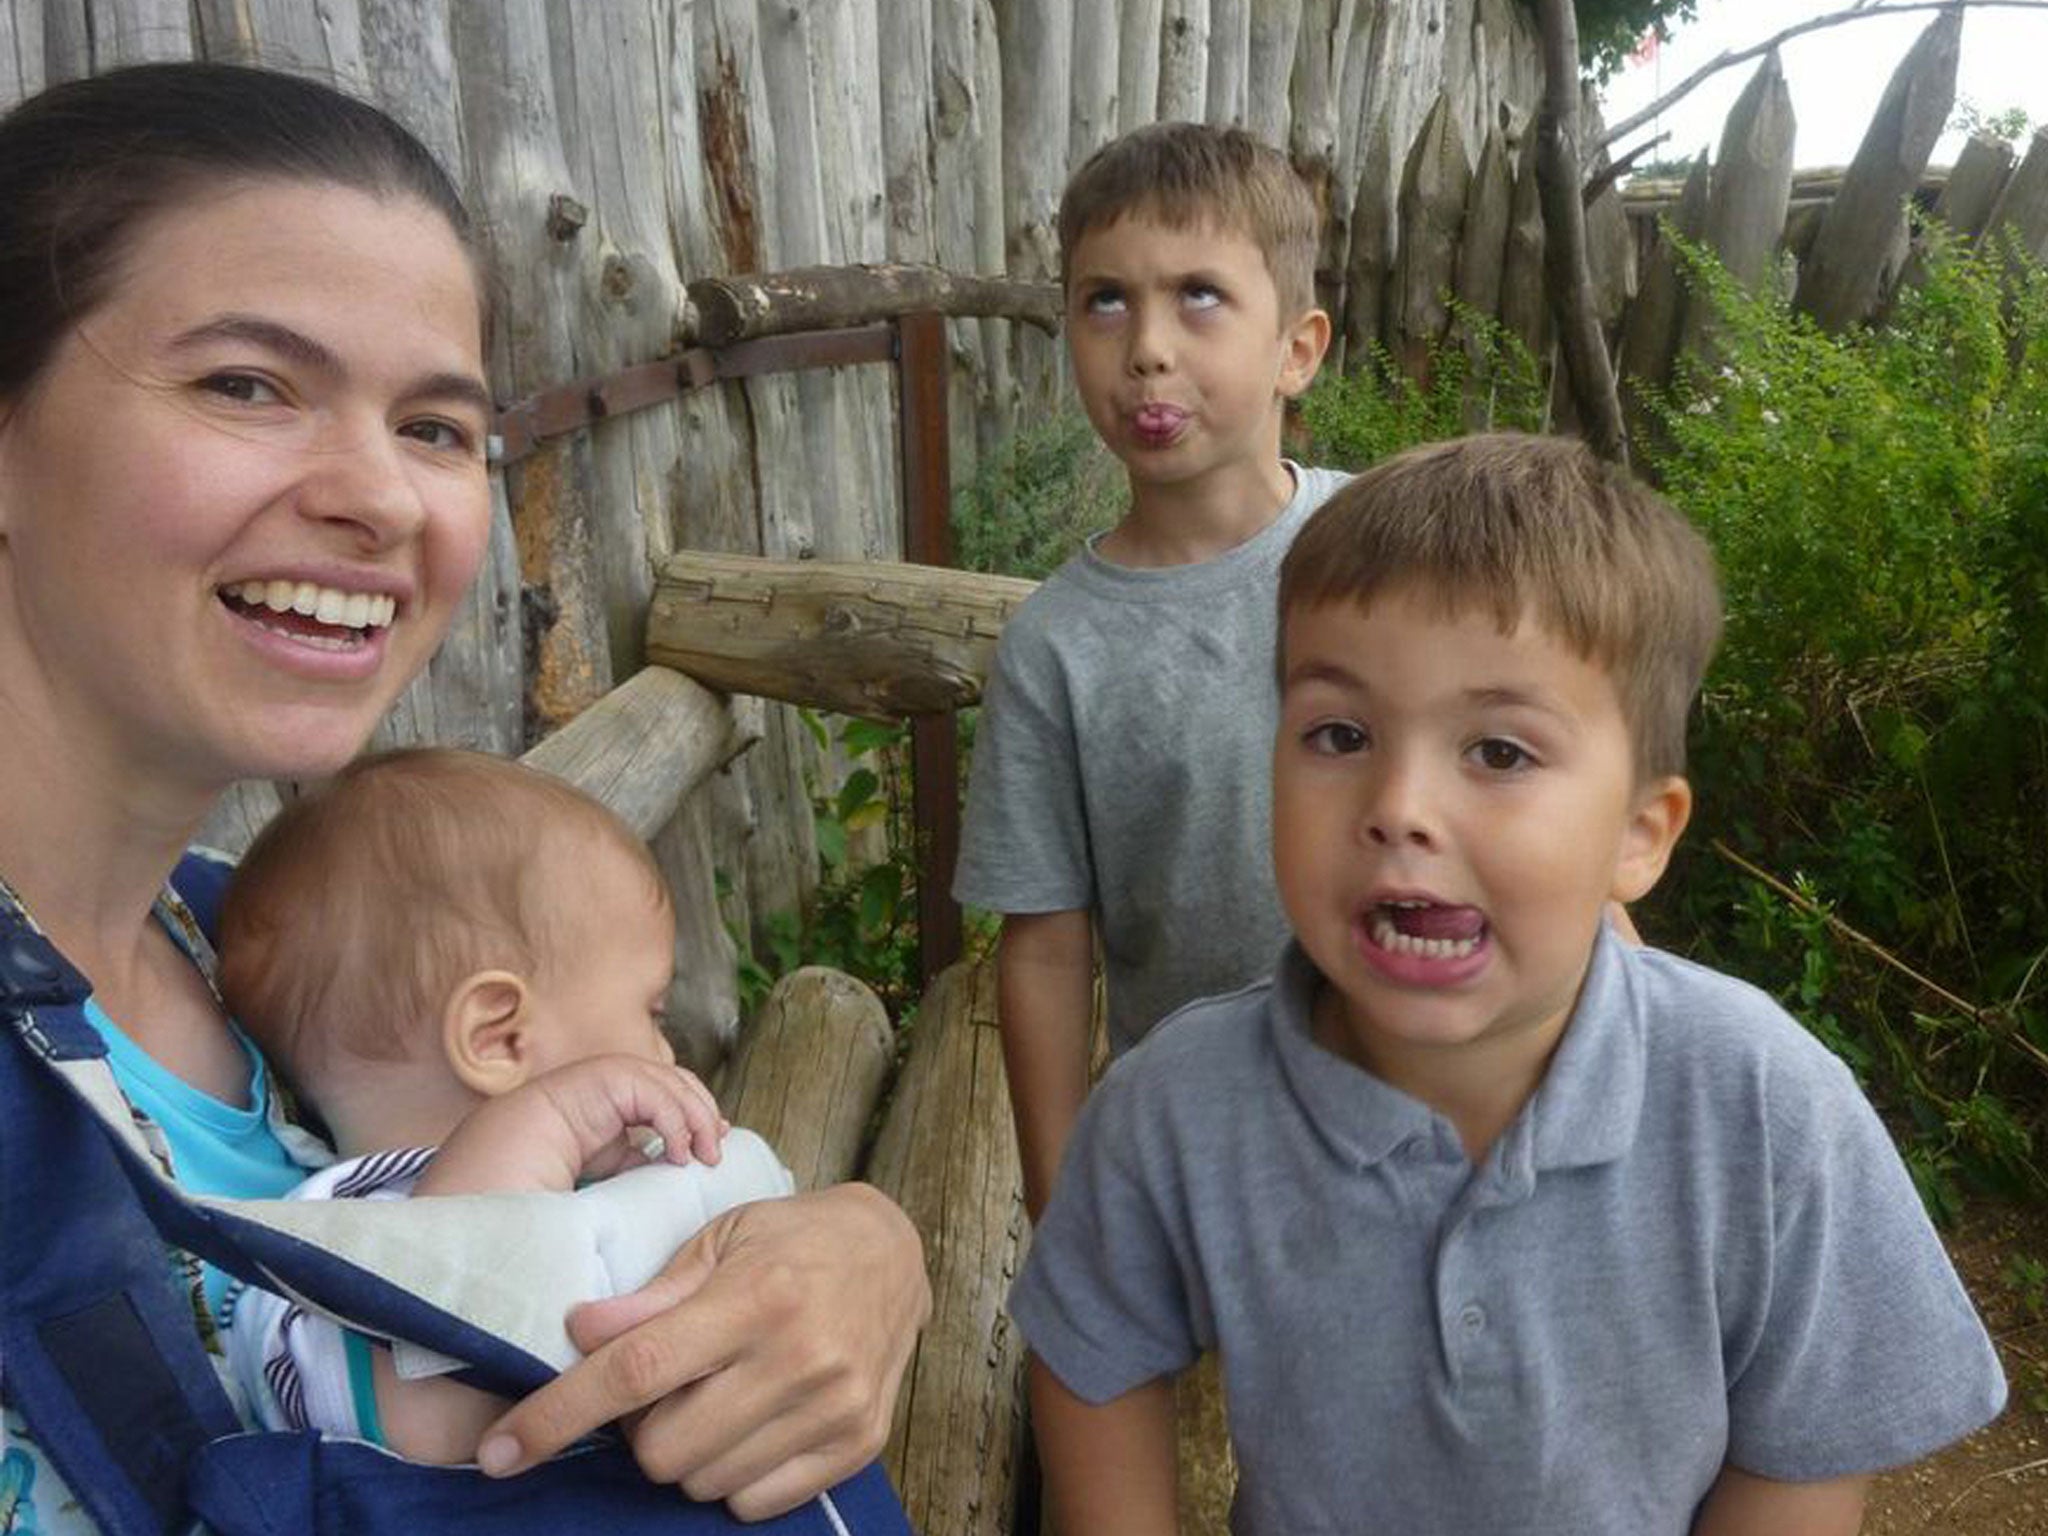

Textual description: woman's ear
[441,969,536,1097]
[1611,774,1693,906]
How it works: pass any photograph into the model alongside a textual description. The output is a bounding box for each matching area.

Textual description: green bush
[1640,232,2048,1214]
[1298,308,1548,471]
[952,410,1124,581]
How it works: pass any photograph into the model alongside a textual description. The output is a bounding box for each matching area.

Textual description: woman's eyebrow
[168,313,493,415]
[168,314,341,374]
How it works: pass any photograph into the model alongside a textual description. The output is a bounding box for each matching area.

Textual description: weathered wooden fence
[1,0,1553,1070]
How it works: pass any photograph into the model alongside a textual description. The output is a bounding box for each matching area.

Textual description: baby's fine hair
[1279,432,1723,779]
[219,747,666,1092]
[1058,121,1322,321]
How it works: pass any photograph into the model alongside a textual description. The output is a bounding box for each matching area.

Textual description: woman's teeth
[224,580,395,629]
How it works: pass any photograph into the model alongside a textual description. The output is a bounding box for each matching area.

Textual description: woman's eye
[198,371,282,405]
[400,417,481,456]
[1472,738,1532,772]
[1305,720,1367,755]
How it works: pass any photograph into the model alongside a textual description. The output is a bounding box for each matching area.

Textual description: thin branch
[1535,0,1627,461]
[1933,1456,2048,1523]
[1597,0,2048,156]
[1584,131,1671,204]
[1710,839,2048,1081]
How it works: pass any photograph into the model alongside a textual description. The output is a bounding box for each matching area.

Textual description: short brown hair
[1278,433,1722,779]
[218,747,666,1092]
[1058,122,1322,321]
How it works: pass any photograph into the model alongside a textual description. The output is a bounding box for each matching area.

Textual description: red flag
[1628,28,1661,68]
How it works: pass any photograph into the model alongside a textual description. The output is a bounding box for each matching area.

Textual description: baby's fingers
[667,1067,728,1165]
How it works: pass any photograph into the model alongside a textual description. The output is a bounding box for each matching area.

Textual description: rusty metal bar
[897,311,963,982]
[491,326,896,466]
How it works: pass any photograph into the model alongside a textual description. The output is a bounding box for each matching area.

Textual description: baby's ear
[1611,774,1692,906]
[442,970,535,1096]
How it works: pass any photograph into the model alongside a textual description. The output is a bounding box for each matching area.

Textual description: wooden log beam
[688,265,1062,348]
[519,665,751,841]
[647,552,1035,720]
[865,959,1026,1536]
[717,967,895,1191]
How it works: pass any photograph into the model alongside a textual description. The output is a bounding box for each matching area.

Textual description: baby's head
[220,747,676,1150]
[1058,121,1321,324]
[1270,433,1722,1071]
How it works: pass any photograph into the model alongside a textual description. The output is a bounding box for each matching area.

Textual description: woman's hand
[477,1181,930,1519]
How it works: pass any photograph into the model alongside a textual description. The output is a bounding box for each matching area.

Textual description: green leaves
[1640,231,2048,1219]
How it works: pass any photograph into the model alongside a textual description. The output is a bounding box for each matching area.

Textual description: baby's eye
[198,371,283,406]
[1470,737,1533,773]
[1304,720,1368,755]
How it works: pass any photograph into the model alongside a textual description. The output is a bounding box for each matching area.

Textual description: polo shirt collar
[1267,924,1646,1173]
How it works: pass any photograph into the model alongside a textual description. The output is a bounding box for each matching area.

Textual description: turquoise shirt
[84,997,303,1320]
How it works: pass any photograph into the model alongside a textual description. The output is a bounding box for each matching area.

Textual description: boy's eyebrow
[1465,685,1577,722]
[1281,658,1363,691]
[167,313,495,416]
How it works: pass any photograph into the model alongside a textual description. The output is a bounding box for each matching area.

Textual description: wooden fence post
[1795,8,1961,332]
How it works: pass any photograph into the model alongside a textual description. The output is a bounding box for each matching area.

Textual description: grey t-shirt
[1011,930,2006,1535]
[952,463,1349,1054]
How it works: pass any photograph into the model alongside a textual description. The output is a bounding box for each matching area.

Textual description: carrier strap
[0,853,245,1535]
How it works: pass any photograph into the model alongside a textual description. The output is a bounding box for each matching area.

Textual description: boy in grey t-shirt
[952,123,1341,1218]
[1013,434,2005,1534]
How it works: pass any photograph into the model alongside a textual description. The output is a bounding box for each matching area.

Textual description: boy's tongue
[1386,903,1485,941]
[1134,403,1186,436]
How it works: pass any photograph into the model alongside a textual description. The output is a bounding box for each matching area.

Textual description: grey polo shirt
[1011,929,2006,1535]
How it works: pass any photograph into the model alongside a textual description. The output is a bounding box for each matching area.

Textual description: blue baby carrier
[0,852,912,1535]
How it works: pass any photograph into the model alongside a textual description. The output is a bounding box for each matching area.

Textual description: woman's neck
[0,690,218,1012]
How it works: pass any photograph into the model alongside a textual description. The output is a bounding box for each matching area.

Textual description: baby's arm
[379,1057,729,1464]
[1028,1356,1177,1536]
[996,908,1097,1220]
[1692,1465,1869,1535]
[414,1054,725,1198]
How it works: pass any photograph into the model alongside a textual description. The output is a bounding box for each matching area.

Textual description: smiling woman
[0,61,926,1536]
[2,180,493,792]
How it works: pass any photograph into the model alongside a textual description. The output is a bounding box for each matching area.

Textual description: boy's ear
[1277,307,1332,400]
[1610,774,1692,905]
[442,969,538,1097]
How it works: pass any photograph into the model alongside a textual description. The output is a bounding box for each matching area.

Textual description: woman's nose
[294,422,428,549]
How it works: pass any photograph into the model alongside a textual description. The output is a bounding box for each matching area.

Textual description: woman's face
[0,178,492,794]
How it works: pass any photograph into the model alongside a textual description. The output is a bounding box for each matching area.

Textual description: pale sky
[1598,1,2048,173]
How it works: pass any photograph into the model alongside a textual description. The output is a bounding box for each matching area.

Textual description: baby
[216,746,791,1464]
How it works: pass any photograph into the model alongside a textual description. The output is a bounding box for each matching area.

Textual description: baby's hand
[535,1054,729,1181]
[418,1057,728,1196]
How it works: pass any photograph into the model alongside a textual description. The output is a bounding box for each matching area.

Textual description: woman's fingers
[479,1182,929,1517]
